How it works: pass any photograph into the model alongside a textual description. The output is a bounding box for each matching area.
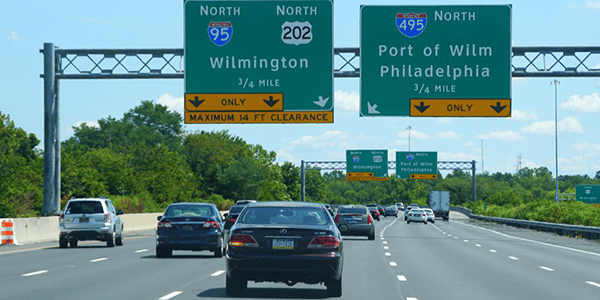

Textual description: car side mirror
[157,215,162,221]
[117,210,124,215]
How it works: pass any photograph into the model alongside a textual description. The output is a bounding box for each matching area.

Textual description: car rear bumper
[156,232,222,251]
[226,252,342,283]
[60,230,111,241]
[337,224,373,236]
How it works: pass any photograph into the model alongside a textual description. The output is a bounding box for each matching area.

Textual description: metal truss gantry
[41,43,600,215]
[301,161,476,203]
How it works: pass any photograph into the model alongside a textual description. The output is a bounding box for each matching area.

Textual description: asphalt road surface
[1,212,599,300]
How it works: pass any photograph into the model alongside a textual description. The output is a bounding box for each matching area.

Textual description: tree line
[1,100,599,227]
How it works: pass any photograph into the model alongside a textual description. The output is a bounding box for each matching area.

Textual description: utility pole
[551,79,560,202]
[481,139,484,174]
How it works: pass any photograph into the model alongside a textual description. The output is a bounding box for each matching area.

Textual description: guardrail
[450,206,600,240]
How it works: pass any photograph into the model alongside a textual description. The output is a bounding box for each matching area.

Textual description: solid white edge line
[211,270,226,277]
[539,266,554,272]
[397,275,407,281]
[451,220,600,258]
[586,281,600,288]
[90,258,107,263]
[389,262,397,266]
[159,291,183,300]
[135,249,148,253]
[22,270,48,277]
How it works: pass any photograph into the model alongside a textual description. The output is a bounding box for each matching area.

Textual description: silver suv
[59,198,124,248]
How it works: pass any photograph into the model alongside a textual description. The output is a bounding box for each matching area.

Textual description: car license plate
[272,239,294,249]
[79,217,89,223]
[182,225,193,231]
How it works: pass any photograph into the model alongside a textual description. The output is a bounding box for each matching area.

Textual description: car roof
[245,201,325,208]
[67,198,107,202]
[166,202,215,207]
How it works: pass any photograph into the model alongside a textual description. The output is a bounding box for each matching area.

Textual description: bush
[110,195,146,214]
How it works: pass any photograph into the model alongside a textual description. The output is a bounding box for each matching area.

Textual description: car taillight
[308,236,340,249]
[59,213,64,221]
[367,214,373,224]
[157,221,174,228]
[229,218,237,223]
[334,214,339,223]
[202,220,220,228]
[104,213,111,222]
[423,214,426,217]
[228,234,259,248]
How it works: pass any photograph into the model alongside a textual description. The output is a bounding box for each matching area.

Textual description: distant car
[423,208,435,223]
[406,209,427,224]
[224,205,246,231]
[395,202,405,211]
[334,205,375,240]
[368,206,381,221]
[324,204,335,217]
[377,205,385,216]
[404,204,420,221]
[226,201,343,297]
[235,200,257,206]
[384,206,398,218]
[59,197,124,248]
[156,202,225,258]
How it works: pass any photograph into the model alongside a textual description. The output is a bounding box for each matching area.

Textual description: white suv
[59,198,124,248]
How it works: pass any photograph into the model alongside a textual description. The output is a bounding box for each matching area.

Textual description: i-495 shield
[208,21,233,46]
[396,13,427,38]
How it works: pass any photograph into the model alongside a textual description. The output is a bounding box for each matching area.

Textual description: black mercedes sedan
[155,202,225,258]
[225,201,344,297]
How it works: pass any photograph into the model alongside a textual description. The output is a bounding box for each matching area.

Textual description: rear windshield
[228,206,245,214]
[338,207,367,215]
[164,205,214,217]
[66,201,104,214]
[239,207,330,226]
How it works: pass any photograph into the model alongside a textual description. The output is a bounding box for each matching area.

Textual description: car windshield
[339,207,367,214]
[239,207,330,225]
[164,205,214,217]
[65,201,104,214]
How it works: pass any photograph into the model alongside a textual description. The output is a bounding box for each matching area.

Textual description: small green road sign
[360,5,512,117]
[396,151,437,179]
[184,0,333,124]
[576,185,600,204]
[346,150,388,180]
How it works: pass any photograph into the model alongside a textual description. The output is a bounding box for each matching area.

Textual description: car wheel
[115,228,123,246]
[407,221,410,224]
[226,273,247,296]
[214,238,224,258]
[368,232,375,240]
[326,277,342,297]
[59,237,68,248]
[156,246,164,258]
[69,239,78,248]
[107,232,115,247]
[431,220,435,224]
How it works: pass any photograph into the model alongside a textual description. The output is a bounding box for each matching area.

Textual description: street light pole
[551,79,560,202]
[406,126,412,151]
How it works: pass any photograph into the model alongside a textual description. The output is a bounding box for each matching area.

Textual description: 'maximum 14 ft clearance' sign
[360,5,511,117]
[184,0,333,124]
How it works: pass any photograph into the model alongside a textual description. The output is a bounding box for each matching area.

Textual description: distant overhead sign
[184,0,333,124]
[346,150,388,181]
[396,151,438,179]
[360,5,512,117]
[576,185,600,204]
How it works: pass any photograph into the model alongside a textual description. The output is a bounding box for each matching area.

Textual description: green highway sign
[346,150,389,180]
[576,185,600,204]
[360,5,512,117]
[184,0,333,124]
[396,151,437,179]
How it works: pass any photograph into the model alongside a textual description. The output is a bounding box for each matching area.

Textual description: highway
[1,212,599,300]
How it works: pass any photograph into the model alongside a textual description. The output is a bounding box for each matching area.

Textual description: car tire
[407,221,410,224]
[115,228,124,246]
[368,232,375,240]
[226,273,247,296]
[59,237,68,248]
[214,238,224,258]
[69,239,78,248]
[326,277,342,297]
[107,232,115,247]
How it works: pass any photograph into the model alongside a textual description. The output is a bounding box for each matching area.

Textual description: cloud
[334,90,359,112]
[573,142,600,156]
[275,148,297,164]
[6,30,19,42]
[511,109,538,121]
[522,116,584,135]
[435,118,452,124]
[289,130,355,150]
[560,92,600,113]
[586,1,600,9]
[157,93,184,114]
[476,131,524,140]
[464,141,475,147]
[434,131,462,140]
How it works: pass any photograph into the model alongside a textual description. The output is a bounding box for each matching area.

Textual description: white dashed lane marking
[508,256,519,260]
[135,249,148,253]
[90,258,107,263]
[385,252,391,256]
[389,262,397,267]
[384,246,389,250]
[475,244,481,247]
[159,291,183,300]
[586,281,600,288]
[211,270,225,276]
[539,266,554,272]
[397,275,407,281]
[22,270,48,277]
[490,249,497,253]
[383,241,388,244]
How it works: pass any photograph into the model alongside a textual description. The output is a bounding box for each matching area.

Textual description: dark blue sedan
[156,203,224,258]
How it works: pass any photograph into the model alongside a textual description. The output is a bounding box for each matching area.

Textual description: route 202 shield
[207,21,233,46]
[396,13,427,38]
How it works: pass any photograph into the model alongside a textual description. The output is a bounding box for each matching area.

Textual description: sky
[1,0,600,178]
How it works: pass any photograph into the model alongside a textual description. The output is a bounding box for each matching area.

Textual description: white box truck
[429,191,450,221]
